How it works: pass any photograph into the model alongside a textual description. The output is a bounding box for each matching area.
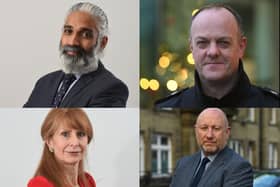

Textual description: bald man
[156,3,279,107]
[170,108,253,187]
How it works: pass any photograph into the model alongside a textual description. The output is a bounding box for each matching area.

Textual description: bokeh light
[159,56,170,68]
[167,80,178,91]
[187,53,195,64]
[192,9,199,16]
[180,68,188,81]
[150,79,160,91]
[140,78,149,90]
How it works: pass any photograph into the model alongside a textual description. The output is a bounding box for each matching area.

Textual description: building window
[247,108,255,122]
[140,134,145,177]
[248,141,255,165]
[151,134,172,177]
[269,108,277,125]
[268,143,278,169]
[229,140,244,157]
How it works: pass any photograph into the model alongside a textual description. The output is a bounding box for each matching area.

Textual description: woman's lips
[65,150,81,153]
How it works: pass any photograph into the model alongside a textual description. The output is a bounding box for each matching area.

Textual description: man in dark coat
[156,4,279,108]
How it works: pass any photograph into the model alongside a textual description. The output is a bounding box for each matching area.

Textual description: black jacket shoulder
[250,86,280,107]
[155,87,192,108]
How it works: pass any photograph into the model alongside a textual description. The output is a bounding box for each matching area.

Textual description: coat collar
[194,60,252,106]
[198,146,231,186]
[60,61,105,106]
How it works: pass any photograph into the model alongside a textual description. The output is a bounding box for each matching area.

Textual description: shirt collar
[200,151,217,163]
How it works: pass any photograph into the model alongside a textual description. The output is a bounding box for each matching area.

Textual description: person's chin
[202,145,218,155]
[63,158,82,165]
[202,72,227,82]
[61,57,84,74]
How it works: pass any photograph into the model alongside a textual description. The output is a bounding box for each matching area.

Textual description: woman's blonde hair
[34,108,93,187]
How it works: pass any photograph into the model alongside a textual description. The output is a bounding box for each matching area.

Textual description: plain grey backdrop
[0,108,139,187]
[0,0,139,107]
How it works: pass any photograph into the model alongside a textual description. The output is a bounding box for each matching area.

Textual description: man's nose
[206,42,220,58]
[206,128,214,138]
[68,33,80,46]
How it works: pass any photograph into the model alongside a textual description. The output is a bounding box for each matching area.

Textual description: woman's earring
[49,147,54,153]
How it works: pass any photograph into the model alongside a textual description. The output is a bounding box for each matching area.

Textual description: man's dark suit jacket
[24,62,129,107]
[170,146,253,187]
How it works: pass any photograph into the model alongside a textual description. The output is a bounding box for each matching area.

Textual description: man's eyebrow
[63,25,72,29]
[79,27,94,33]
[194,36,208,41]
[194,36,233,41]
[217,37,232,41]
[63,25,94,33]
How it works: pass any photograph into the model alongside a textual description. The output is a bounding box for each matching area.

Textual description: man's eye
[218,41,230,48]
[64,29,72,35]
[213,127,221,131]
[77,131,86,137]
[196,41,208,48]
[81,31,93,39]
[200,126,208,131]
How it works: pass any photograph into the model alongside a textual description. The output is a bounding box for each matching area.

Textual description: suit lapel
[60,73,93,106]
[181,152,201,186]
[60,62,104,106]
[47,72,64,105]
[198,147,231,187]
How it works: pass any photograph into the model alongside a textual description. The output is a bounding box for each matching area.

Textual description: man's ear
[189,38,193,52]
[100,36,108,49]
[239,36,247,58]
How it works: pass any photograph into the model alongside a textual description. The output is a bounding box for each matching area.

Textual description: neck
[200,73,239,99]
[63,163,80,186]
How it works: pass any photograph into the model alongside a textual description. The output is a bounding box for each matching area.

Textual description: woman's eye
[77,131,86,137]
[61,131,70,137]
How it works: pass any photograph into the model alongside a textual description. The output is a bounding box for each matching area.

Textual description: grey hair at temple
[66,2,109,38]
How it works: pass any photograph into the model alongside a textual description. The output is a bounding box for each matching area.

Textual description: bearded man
[24,2,128,107]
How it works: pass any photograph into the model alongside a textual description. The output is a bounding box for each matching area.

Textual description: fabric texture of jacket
[170,146,253,187]
[156,62,279,108]
[24,62,129,107]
